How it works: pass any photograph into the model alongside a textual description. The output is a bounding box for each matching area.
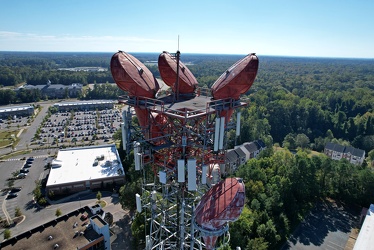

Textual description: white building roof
[53,100,115,107]
[46,144,124,187]
[354,204,374,250]
[0,105,34,113]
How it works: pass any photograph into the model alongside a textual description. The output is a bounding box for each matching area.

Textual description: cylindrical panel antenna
[122,110,127,124]
[135,153,142,171]
[202,165,207,184]
[136,193,142,212]
[159,170,167,184]
[151,190,157,201]
[187,159,197,191]
[214,117,220,151]
[219,116,225,149]
[121,123,127,150]
[236,112,241,136]
[178,159,185,182]
[133,141,140,155]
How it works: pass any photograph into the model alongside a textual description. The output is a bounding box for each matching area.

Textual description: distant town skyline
[1,0,373,58]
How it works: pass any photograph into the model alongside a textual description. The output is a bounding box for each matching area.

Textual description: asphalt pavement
[281,200,359,250]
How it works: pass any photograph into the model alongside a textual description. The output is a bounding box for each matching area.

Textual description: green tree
[33,180,42,202]
[55,208,62,217]
[283,133,296,149]
[295,133,310,149]
[96,191,102,201]
[119,180,141,210]
[7,179,15,189]
[4,229,11,240]
[230,206,253,248]
[246,237,268,250]
[15,206,22,217]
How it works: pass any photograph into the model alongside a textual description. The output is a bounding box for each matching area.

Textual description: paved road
[0,101,53,157]
[16,102,52,150]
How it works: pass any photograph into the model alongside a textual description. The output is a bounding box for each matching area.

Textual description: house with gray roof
[324,142,365,165]
[226,149,239,173]
[225,139,267,174]
[234,147,247,166]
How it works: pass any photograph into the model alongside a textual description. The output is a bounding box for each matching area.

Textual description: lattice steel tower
[111,50,259,250]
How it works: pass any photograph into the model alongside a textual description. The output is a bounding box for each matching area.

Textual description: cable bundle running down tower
[111,50,259,249]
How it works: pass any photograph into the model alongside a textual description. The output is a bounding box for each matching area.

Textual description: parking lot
[0,102,129,236]
[281,200,359,250]
[33,108,123,148]
[0,154,52,227]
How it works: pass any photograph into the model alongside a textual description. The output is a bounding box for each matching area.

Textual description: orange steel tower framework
[111,50,259,249]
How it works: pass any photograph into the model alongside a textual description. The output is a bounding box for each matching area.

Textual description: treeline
[229,149,374,249]
[0,83,124,105]
[1,52,373,151]
[234,57,374,153]
[0,51,113,86]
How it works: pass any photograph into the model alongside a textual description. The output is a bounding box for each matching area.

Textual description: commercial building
[0,104,35,119]
[46,144,125,195]
[353,204,374,250]
[21,82,83,99]
[53,100,115,112]
[0,206,111,250]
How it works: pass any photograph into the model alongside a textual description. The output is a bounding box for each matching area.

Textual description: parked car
[10,187,22,193]
[27,157,34,163]
[24,163,32,168]
[7,193,18,199]
[17,173,27,178]
[20,169,29,173]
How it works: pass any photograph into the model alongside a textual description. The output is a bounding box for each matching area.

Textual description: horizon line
[1,50,373,60]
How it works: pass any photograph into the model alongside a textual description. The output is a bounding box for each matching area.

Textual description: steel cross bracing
[120,90,246,249]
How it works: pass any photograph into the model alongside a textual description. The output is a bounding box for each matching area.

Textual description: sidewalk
[45,189,92,205]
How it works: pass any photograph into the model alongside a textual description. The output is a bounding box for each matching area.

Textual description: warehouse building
[46,144,125,195]
[53,100,115,112]
[0,104,35,119]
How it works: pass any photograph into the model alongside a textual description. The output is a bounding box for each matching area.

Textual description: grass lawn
[0,130,20,148]
[97,200,106,208]
[273,145,321,157]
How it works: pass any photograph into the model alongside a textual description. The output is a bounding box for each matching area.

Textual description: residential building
[225,139,266,173]
[324,142,365,165]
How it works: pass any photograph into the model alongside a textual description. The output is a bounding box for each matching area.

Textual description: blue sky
[0,0,373,58]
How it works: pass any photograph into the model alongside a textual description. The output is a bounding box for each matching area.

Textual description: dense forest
[1,51,374,248]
